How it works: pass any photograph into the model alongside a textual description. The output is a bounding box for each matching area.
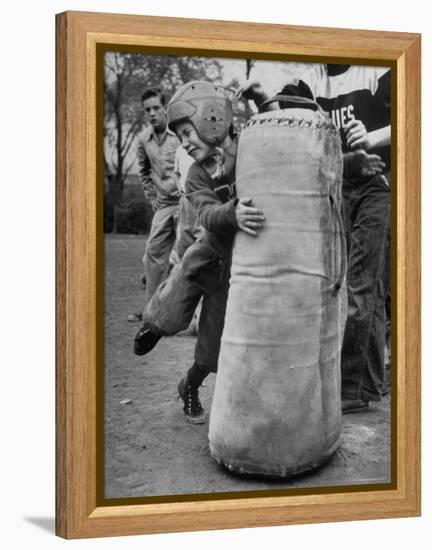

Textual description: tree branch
[122,160,135,184]
[105,60,117,76]
[121,119,141,156]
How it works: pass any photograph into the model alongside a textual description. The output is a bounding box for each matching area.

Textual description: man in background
[135,88,180,311]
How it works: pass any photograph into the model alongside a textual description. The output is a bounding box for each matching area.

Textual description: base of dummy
[209,435,341,479]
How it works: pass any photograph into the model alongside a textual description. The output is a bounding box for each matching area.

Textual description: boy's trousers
[143,237,230,373]
[143,203,178,303]
[341,173,391,402]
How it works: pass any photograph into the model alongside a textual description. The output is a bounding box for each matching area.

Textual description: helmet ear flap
[167,100,197,133]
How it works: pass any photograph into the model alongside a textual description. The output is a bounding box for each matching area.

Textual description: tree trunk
[113,171,125,234]
[112,202,119,234]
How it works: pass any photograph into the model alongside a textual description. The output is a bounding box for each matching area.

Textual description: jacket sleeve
[137,138,157,207]
[185,164,238,238]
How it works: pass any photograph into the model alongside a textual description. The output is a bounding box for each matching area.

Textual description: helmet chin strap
[203,148,226,180]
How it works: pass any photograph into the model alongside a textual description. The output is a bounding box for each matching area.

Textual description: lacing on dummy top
[242,115,340,135]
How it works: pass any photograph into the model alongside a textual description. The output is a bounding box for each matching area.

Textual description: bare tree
[104,53,146,232]
[104,52,223,233]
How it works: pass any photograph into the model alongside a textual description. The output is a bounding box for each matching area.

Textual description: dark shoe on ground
[177,377,206,424]
[342,398,370,414]
[127,312,143,323]
[133,324,161,355]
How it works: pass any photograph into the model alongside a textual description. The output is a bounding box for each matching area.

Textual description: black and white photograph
[2,0,429,545]
[103,51,392,499]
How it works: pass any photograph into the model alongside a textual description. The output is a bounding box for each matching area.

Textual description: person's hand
[235,197,265,236]
[235,79,264,101]
[344,119,371,150]
[344,150,385,180]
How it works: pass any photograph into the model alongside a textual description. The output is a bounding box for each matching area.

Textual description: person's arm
[237,78,316,113]
[236,79,269,110]
[185,164,238,236]
[343,150,386,180]
[137,138,158,210]
[186,164,265,238]
[345,67,391,151]
[368,126,391,149]
[234,197,266,236]
[344,120,391,151]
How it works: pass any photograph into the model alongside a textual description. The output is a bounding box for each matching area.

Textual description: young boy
[134,81,265,424]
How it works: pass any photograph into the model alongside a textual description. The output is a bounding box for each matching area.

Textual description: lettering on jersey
[330,104,355,128]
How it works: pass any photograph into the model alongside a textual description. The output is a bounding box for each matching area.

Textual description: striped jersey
[301,64,391,165]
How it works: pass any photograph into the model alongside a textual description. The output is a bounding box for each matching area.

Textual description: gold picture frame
[55,11,421,539]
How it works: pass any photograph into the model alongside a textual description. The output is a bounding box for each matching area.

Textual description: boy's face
[175,121,215,164]
[142,96,167,132]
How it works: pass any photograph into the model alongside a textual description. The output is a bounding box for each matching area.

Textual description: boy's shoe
[342,398,370,414]
[177,377,206,424]
[133,324,161,355]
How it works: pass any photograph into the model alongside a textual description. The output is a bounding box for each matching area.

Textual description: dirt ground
[104,234,391,499]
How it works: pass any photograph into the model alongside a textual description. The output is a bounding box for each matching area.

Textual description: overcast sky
[219,57,314,95]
